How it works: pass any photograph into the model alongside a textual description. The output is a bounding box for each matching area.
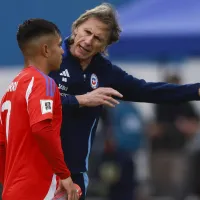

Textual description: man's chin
[75,49,90,59]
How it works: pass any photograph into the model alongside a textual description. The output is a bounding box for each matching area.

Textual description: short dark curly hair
[17,18,61,51]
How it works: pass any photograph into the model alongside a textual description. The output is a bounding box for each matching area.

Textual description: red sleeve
[31,119,70,179]
[27,76,56,126]
[0,119,5,184]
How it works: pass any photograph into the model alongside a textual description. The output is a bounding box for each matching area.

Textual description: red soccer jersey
[0,66,63,200]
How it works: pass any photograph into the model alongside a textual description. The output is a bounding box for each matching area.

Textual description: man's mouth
[79,45,91,53]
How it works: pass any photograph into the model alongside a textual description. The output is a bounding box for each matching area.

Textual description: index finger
[72,191,79,200]
[67,193,72,200]
[104,88,123,98]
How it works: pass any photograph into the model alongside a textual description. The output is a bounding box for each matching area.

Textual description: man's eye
[85,30,91,34]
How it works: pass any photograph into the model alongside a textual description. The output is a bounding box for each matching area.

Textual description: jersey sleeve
[110,64,200,103]
[27,76,57,126]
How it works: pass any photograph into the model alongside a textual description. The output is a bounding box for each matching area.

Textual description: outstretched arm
[110,65,200,104]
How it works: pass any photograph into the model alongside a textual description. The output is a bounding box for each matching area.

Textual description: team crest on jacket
[90,74,98,89]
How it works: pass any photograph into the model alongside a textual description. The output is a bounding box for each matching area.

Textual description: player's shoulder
[15,67,55,93]
[93,53,113,73]
[20,67,57,98]
[95,53,112,65]
[22,66,55,85]
[15,66,42,81]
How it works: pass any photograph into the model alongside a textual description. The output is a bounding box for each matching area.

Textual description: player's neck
[25,58,50,75]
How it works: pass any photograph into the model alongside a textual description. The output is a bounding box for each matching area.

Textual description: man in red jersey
[0,18,79,200]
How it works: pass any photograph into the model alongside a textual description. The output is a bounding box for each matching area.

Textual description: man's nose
[84,35,93,45]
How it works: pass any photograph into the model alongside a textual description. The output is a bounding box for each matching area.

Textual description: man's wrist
[75,94,87,107]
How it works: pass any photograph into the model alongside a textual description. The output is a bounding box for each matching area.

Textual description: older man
[49,3,200,199]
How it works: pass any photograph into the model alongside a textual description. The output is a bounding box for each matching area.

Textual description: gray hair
[70,3,121,46]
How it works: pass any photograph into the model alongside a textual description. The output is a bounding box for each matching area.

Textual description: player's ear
[41,44,49,58]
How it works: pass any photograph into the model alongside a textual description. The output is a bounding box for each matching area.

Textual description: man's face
[47,34,64,71]
[71,17,110,61]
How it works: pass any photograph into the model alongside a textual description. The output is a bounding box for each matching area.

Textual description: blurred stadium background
[1,0,200,199]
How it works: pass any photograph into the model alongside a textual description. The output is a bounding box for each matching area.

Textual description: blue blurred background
[0,0,128,65]
[1,0,200,65]
[1,0,200,199]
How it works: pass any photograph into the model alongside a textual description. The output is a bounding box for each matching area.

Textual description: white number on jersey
[1,100,11,142]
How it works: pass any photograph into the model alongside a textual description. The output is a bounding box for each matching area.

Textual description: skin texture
[24,33,63,74]
[70,17,110,70]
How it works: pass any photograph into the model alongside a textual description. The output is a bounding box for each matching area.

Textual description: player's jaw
[50,55,63,71]
[48,37,64,71]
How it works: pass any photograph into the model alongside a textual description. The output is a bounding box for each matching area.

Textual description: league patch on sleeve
[40,100,53,114]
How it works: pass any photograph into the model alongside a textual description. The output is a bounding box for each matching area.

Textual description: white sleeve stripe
[25,77,34,108]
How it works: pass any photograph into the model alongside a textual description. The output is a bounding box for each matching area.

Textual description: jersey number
[1,100,11,141]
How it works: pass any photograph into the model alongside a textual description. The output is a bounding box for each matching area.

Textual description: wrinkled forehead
[79,17,110,35]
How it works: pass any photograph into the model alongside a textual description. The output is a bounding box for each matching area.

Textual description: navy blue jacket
[49,38,200,173]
